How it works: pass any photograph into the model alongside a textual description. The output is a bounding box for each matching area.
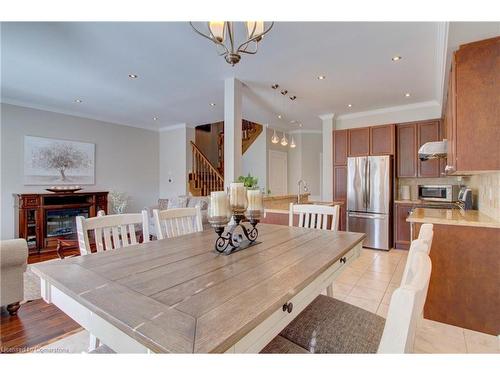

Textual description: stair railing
[190,141,224,196]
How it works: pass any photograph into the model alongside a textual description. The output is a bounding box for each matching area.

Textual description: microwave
[418,185,460,202]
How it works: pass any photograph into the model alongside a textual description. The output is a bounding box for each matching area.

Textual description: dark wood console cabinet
[16,192,108,254]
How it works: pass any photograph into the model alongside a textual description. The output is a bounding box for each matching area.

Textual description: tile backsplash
[397,172,500,220]
[468,172,500,220]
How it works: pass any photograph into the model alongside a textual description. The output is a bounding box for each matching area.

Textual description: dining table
[31,223,365,353]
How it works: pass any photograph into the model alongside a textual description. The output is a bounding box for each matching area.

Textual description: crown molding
[336,101,440,120]
[318,113,335,121]
[0,98,158,131]
[159,123,190,132]
[436,22,449,109]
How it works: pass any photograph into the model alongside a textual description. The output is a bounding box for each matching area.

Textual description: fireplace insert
[45,208,90,237]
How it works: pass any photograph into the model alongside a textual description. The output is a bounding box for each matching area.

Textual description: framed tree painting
[24,136,95,185]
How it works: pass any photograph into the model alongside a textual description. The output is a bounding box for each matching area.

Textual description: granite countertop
[265,201,344,214]
[263,193,310,201]
[394,199,424,204]
[407,208,500,229]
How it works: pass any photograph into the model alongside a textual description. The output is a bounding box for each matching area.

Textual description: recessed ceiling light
[74,99,82,103]
[153,116,159,121]
[405,93,411,97]
[277,114,283,119]
[209,102,216,107]
[317,75,326,80]
[128,73,138,79]
[298,123,303,128]
[392,56,402,61]
[347,104,352,108]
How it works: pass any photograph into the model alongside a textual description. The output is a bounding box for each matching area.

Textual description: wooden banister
[190,141,224,196]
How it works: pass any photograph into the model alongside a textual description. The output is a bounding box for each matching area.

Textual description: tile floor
[328,248,500,354]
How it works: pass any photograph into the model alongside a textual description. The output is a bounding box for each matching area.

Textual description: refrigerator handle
[367,160,370,207]
[364,159,367,208]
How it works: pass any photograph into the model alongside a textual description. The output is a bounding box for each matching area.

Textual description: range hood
[418,140,448,161]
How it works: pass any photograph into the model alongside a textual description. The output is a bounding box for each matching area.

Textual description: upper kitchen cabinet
[397,123,417,177]
[370,124,395,155]
[444,36,500,174]
[417,120,443,177]
[348,127,370,156]
[333,129,348,166]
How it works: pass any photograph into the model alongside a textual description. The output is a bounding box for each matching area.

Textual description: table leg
[89,334,100,352]
[326,283,334,297]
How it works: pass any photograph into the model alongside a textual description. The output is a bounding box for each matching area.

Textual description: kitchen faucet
[297,179,309,204]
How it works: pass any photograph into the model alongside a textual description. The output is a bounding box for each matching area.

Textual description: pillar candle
[247,190,263,211]
[229,182,247,212]
[209,191,229,220]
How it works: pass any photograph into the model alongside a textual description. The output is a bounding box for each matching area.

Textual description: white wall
[242,129,267,191]
[0,103,159,240]
[159,125,194,198]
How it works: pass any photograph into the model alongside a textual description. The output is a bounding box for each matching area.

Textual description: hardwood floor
[1,250,82,353]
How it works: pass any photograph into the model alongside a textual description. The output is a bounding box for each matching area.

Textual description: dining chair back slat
[76,211,149,255]
[289,203,340,231]
[153,207,203,240]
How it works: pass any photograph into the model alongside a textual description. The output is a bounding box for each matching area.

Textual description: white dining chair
[75,211,150,256]
[261,252,432,354]
[153,206,203,240]
[400,224,433,286]
[289,203,340,231]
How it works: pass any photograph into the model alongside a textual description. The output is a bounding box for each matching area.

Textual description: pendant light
[271,129,279,144]
[280,132,288,146]
[290,136,296,148]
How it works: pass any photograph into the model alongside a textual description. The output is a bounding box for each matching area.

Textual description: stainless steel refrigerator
[347,155,391,250]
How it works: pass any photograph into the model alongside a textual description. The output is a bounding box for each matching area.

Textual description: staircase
[217,120,263,174]
[189,121,263,196]
[189,141,224,196]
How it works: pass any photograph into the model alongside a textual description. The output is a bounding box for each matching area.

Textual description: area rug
[34,330,89,354]
[23,266,41,302]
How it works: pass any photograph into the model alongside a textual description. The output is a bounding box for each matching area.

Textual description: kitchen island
[261,201,345,226]
[407,208,500,336]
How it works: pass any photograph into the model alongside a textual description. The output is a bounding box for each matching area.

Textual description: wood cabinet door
[445,57,457,174]
[417,121,441,177]
[394,204,414,249]
[397,124,417,177]
[370,124,395,155]
[333,166,347,201]
[333,130,348,166]
[348,128,370,156]
[455,37,500,172]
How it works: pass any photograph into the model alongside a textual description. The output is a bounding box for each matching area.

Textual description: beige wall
[0,104,159,240]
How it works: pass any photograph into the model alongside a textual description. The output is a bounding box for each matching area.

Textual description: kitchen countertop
[263,193,310,201]
[407,208,500,229]
[264,201,344,215]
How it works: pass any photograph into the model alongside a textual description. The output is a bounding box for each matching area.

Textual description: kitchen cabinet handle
[340,256,347,264]
[282,302,293,313]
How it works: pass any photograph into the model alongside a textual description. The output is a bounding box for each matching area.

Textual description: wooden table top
[31,224,365,353]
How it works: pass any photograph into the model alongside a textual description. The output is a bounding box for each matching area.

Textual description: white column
[224,77,243,188]
[320,113,335,201]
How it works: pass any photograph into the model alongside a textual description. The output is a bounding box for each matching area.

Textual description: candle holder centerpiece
[208,183,263,255]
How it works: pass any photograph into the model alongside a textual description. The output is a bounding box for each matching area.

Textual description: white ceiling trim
[0,99,158,131]
[336,100,440,120]
[435,22,450,109]
[159,123,196,132]
[289,129,323,135]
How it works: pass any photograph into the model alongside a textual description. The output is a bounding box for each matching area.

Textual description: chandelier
[189,21,274,66]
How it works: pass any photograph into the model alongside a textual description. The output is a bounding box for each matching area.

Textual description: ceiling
[1,22,498,131]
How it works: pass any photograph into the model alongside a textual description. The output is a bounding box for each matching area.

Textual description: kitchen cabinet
[333,166,347,230]
[333,129,348,166]
[444,36,500,174]
[397,120,444,178]
[370,124,395,155]
[348,127,370,156]
[417,120,442,177]
[394,203,415,249]
[396,123,417,177]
